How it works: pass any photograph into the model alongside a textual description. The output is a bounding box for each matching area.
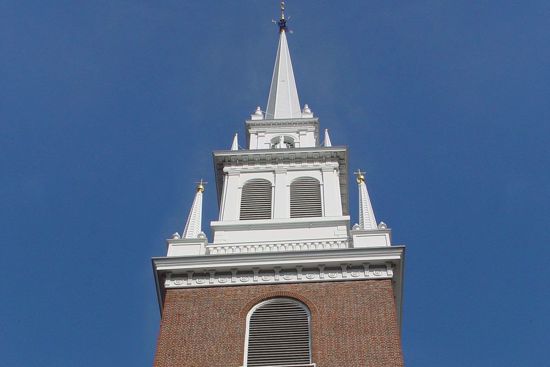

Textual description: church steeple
[153,4,405,366]
[265,2,301,119]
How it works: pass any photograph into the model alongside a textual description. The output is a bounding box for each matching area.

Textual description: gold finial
[354,169,366,184]
[196,179,207,193]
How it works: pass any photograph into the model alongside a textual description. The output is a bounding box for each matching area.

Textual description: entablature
[246,117,319,145]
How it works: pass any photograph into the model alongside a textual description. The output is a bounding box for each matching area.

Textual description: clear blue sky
[1,1,549,366]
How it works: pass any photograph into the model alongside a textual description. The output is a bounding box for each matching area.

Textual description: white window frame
[243,298,314,367]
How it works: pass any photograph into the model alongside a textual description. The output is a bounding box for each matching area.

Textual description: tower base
[153,280,404,367]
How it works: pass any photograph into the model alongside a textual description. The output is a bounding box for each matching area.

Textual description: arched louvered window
[290,177,322,218]
[240,179,272,220]
[245,298,312,367]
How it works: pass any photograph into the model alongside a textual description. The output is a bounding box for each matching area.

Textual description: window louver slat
[246,298,311,367]
[290,177,322,218]
[240,179,272,220]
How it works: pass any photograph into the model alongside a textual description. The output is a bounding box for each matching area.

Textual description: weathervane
[277,1,288,32]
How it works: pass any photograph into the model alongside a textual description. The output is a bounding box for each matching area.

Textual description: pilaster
[273,168,289,219]
[220,171,241,221]
[321,166,343,216]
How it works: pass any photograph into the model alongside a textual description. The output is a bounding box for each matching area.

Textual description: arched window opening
[245,298,312,367]
[271,136,295,149]
[290,177,322,218]
[240,179,272,220]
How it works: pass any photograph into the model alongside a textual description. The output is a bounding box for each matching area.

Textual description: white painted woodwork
[231,133,239,150]
[321,167,343,217]
[266,30,301,119]
[245,298,311,367]
[351,228,392,248]
[166,238,207,257]
[323,129,332,147]
[182,188,203,239]
[273,169,289,219]
[358,176,377,230]
[246,118,318,150]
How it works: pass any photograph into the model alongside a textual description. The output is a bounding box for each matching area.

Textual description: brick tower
[152,3,405,367]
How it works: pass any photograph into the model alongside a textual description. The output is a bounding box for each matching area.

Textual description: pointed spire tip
[231,133,239,150]
[324,128,332,147]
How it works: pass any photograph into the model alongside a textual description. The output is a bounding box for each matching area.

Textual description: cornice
[245,117,319,129]
[212,146,347,159]
[153,246,403,273]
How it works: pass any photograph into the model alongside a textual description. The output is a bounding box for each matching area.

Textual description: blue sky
[1,1,549,366]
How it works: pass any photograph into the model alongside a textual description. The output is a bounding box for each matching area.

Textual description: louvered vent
[240,179,272,220]
[290,177,322,218]
[246,298,311,367]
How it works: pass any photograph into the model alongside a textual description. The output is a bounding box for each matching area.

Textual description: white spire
[355,170,377,230]
[231,133,239,150]
[182,181,205,239]
[324,129,332,147]
[265,28,301,119]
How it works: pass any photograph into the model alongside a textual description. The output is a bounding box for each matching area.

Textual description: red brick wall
[153,280,404,367]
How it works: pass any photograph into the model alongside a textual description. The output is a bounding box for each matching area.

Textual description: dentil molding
[164,263,394,289]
